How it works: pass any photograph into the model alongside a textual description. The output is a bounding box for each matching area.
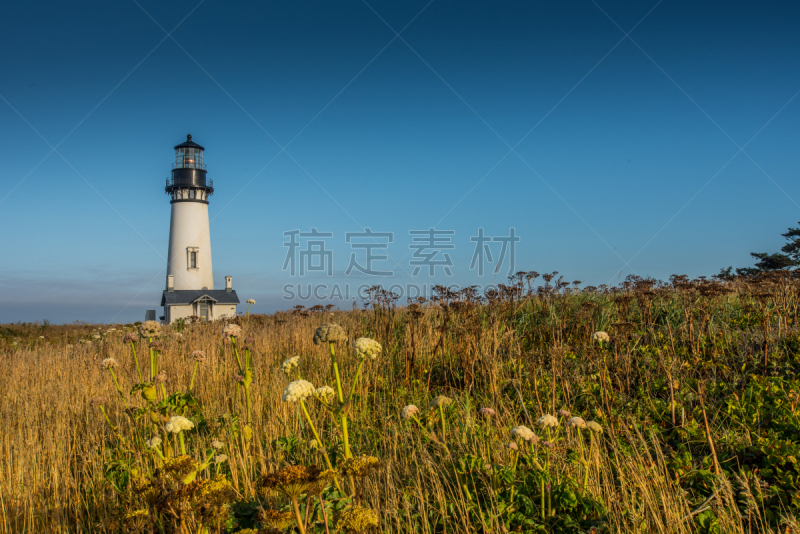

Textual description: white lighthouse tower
[160,135,238,323]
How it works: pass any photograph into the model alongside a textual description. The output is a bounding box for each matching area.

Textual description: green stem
[540,478,545,520]
[546,427,552,517]
[149,344,154,381]
[341,414,351,458]
[151,445,165,461]
[189,361,199,391]
[411,416,426,431]
[438,404,447,441]
[348,359,366,399]
[484,426,492,463]
[583,433,594,492]
[578,427,588,493]
[130,341,143,382]
[509,449,519,505]
[179,432,186,456]
[244,383,252,423]
[411,416,449,454]
[108,369,125,400]
[291,496,306,534]
[197,450,215,472]
[232,338,243,372]
[300,401,341,491]
[99,404,114,429]
[330,344,344,401]
[329,342,351,458]
[99,405,126,444]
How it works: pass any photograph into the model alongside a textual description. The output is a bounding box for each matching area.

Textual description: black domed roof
[174,134,204,151]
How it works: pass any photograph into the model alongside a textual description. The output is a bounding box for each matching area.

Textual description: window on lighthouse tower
[187,247,199,270]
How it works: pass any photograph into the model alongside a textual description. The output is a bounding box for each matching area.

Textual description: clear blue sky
[1,0,799,323]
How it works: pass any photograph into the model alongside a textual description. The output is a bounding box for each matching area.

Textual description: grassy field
[1,272,799,533]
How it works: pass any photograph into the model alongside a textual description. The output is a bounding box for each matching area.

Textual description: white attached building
[160,135,239,323]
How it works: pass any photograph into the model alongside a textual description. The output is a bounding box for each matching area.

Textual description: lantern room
[165,134,214,198]
[174,134,205,169]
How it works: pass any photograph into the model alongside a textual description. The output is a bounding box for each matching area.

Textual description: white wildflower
[429,395,452,409]
[281,355,300,376]
[140,320,161,337]
[214,454,229,464]
[536,414,559,428]
[222,324,243,339]
[165,415,195,434]
[567,416,587,429]
[353,338,382,360]
[511,425,536,441]
[211,439,225,450]
[314,385,336,404]
[401,405,420,420]
[586,421,603,433]
[146,437,162,448]
[101,358,118,369]
[312,323,346,345]
[246,299,255,304]
[282,380,315,403]
[592,331,610,343]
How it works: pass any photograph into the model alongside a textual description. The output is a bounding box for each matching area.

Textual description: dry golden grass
[1,274,798,533]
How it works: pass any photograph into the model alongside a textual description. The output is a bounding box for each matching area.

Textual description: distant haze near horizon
[2,0,799,324]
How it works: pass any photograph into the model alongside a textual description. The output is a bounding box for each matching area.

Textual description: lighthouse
[160,135,239,323]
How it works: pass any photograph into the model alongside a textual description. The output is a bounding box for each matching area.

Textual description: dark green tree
[719,222,800,278]
[780,224,800,263]
[749,251,796,271]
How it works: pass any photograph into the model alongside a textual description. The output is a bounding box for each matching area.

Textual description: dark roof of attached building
[161,290,239,306]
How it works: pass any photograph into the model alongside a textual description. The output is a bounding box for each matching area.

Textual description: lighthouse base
[161,289,239,324]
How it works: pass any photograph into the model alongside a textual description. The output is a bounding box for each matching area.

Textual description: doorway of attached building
[198,300,210,321]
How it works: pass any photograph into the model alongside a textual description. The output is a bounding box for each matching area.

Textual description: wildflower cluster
[139,320,161,338]
[281,355,300,376]
[314,385,336,404]
[282,380,315,402]
[164,416,194,434]
[401,405,420,420]
[353,337,382,360]
[511,425,537,442]
[312,323,346,345]
[336,504,379,533]
[222,323,242,340]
